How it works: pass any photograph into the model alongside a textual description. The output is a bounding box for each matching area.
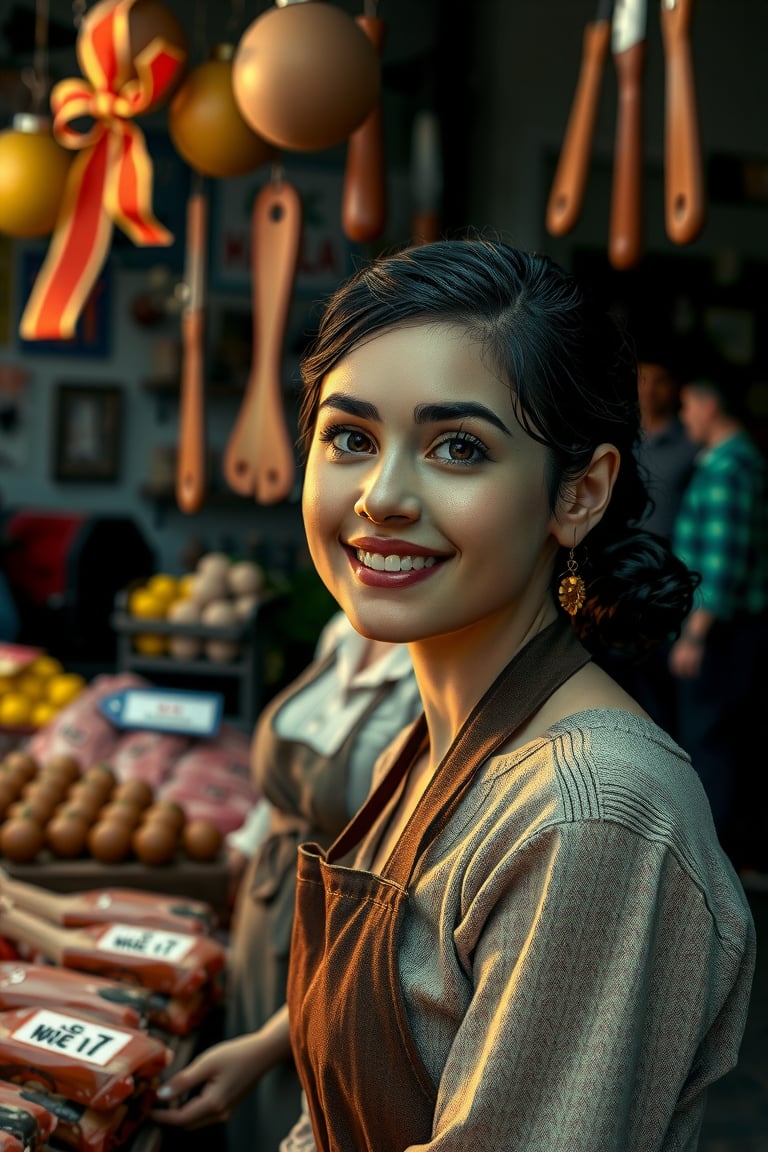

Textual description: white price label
[11,1009,132,1066]
[97,923,195,962]
[122,690,218,733]
[100,688,222,736]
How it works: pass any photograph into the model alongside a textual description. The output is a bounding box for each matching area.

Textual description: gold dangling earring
[558,544,586,616]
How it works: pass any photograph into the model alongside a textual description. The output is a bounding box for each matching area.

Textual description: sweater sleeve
[412,819,753,1152]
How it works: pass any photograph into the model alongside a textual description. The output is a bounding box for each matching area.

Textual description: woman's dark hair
[299,238,698,659]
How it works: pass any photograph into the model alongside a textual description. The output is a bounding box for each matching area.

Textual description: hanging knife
[660,0,704,244]
[608,0,647,269]
[177,175,208,514]
[546,0,615,236]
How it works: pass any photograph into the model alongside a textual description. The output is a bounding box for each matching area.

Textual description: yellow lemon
[133,633,167,656]
[16,674,46,702]
[0,692,33,728]
[146,573,180,605]
[46,672,87,709]
[0,675,17,695]
[30,700,57,728]
[29,654,64,680]
[128,586,167,620]
[178,572,196,599]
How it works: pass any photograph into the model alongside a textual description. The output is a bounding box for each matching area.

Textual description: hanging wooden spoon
[660,0,704,245]
[223,177,301,504]
[176,176,207,513]
[342,2,387,243]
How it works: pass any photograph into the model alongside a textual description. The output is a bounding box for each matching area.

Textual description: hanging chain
[21,0,50,114]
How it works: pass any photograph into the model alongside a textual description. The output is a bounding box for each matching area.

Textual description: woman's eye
[318,425,375,457]
[431,433,489,464]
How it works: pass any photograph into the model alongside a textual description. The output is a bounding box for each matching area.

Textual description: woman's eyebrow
[317,395,512,437]
[318,394,379,420]
[415,402,512,436]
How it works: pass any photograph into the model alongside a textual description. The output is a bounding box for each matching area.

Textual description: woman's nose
[353,458,421,523]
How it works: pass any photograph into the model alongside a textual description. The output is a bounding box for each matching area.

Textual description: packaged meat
[0,871,215,936]
[0,1005,172,1111]
[0,1129,22,1152]
[171,756,259,802]
[11,1087,153,1152]
[155,786,249,836]
[0,904,226,998]
[26,675,146,770]
[0,1081,59,1151]
[109,731,191,788]
[0,962,150,1030]
[147,977,223,1036]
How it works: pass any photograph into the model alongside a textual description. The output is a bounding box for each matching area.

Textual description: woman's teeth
[356,550,436,572]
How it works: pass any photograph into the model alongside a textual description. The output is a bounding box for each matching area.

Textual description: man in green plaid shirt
[670,373,768,878]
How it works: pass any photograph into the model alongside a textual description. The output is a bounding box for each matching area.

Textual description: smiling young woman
[153,239,755,1152]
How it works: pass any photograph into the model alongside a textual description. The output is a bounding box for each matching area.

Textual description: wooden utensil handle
[609,38,646,270]
[177,189,207,513]
[661,0,704,244]
[342,15,386,243]
[0,901,66,964]
[546,20,611,236]
[223,180,301,503]
[0,871,63,922]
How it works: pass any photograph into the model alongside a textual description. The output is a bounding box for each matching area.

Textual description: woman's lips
[344,543,447,587]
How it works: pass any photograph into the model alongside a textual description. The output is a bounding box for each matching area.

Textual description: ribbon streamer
[20,0,184,341]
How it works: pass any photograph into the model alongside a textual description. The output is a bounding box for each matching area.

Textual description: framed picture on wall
[52,383,123,482]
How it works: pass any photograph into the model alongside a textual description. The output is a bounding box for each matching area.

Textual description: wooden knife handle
[609,38,646,270]
[177,189,207,514]
[546,20,611,236]
[342,15,386,243]
[660,0,705,244]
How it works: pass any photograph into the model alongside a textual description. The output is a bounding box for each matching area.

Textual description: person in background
[224,609,421,1152]
[670,370,768,878]
[635,352,698,543]
[607,349,698,734]
[153,239,754,1152]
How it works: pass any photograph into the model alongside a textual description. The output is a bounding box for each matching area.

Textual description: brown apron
[226,650,401,1152]
[287,618,591,1152]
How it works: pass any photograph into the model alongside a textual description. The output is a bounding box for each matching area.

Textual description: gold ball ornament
[232,0,380,152]
[77,0,188,114]
[0,115,72,238]
[168,45,275,178]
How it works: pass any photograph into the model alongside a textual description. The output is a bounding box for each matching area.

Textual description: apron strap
[328,618,590,884]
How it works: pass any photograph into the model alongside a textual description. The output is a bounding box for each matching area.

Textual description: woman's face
[301,322,564,647]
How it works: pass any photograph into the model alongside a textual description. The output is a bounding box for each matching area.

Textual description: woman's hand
[151,1034,263,1129]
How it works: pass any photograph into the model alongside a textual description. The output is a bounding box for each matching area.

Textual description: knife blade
[660,0,705,244]
[546,0,615,236]
[609,0,647,268]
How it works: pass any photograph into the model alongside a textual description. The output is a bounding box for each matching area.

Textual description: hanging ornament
[0,0,71,237]
[232,0,380,153]
[19,0,187,342]
[77,0,188,114]
[168,44,275,178]
[0,114,72,239]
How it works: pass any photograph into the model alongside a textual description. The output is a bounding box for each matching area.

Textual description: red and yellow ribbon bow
[20,0,185,341]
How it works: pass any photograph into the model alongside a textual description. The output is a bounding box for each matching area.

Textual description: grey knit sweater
[347,708,757,1151]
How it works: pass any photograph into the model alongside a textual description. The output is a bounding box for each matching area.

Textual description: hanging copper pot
[232,0,380,152]
[0,114,72,238]
[168,44,275,178]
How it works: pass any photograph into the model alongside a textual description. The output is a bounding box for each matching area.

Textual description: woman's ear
[553,443,621,546]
